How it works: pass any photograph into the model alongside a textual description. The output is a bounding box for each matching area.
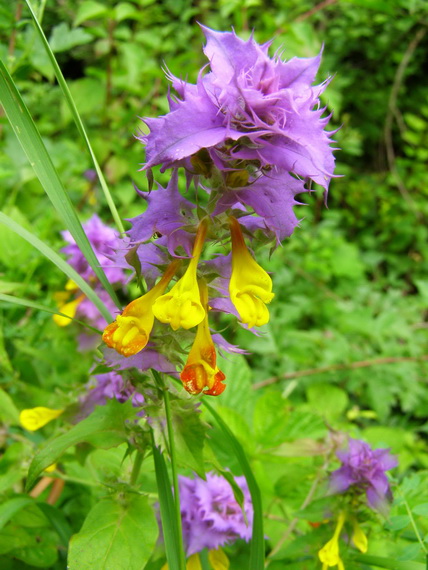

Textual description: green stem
[130,451,144,487]
[153,370,186,569]
[23,0,125,235]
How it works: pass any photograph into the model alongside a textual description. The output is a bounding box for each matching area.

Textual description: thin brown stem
[9,1,23,57]
[384,26,427,214]
[295,0,337,22]
[266,456,331,564]
[253,354,428,390]
[29,477,53,498]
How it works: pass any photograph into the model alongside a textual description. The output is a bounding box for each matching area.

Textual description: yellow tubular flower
[229,216,274,328]
[153,219,208,331]
[103,260,180,357]
[318,512,346,569]
[53,294,85,327]
[352,519,368,553]
[180,281,226,396]
[20,407,64,431]
[208,548,230,570]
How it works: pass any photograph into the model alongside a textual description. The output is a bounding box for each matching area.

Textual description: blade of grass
[350,553,425,570]
[152,370,187,570]
[0,57,120,309]
[0,293,102,334]
[202,399,265,569]
[23,0,125,235]
[0,212,113,323]
[152,436,186,570]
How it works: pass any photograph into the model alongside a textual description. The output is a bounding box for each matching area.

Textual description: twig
[8,1,23,57]
[384,26,427,214]
[29,476,53,498]
[47,478,65,505]
[296,0,337,22]
[253,354,428,390]
[266,457,331,563]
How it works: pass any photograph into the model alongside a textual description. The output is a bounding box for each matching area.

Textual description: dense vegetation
[0,0,427,568]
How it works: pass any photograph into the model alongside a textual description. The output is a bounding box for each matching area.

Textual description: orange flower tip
[102,320,149,357]
[203,374,226,396]
[180,366,226,396]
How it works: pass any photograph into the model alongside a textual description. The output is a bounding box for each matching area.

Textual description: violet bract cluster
[178,472,253,556]
[318,438,397,569]
[330,438,398,511]
[102,26,338,396]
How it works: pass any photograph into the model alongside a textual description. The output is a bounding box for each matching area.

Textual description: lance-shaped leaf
[0,57,120,308]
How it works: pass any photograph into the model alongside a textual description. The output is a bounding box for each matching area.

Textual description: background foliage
[0,0,428,568]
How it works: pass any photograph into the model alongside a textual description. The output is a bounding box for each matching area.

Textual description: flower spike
[103,260,180,357]
[153,219,208,330]
[180,280,226,396]
[229,216,274,328]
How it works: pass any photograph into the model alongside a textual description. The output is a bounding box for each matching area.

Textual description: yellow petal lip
[208,548,230,570]
[53,295,84,327]
[20,407,64,431]
[44,463,57,473]
[352,520,368,553]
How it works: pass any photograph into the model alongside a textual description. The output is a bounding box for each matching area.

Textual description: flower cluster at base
[101,25,338,397]
[318,438,397,569]
[180,472,253,555]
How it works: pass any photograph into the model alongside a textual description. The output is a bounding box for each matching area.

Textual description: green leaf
[26,400,135,490]
[171,399,207,477]
[202,400,265,569]
[37,503,73,548]
[8,528,59,568]
[412,503,428,516]
[74,0,109,26]
[0,497,33,530]
[49,23,92,52]
[148,395,208,477]
[0,207,34,269]
[61,78,105,123]
[0,55,121,304]
[0,387,20,424]
[0,213,112,324]
[385,515,410,531]
[114,2,140,21]
[306,383,349,420]
[68,495,158,570]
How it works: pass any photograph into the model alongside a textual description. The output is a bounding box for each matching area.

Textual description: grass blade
[0,57,120,309]
[202,399,265,569]
[23,0,125,235]
[152,438,185,570]
[0,212,113,323]
[0,293,102,333]
[351,553,425,570]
